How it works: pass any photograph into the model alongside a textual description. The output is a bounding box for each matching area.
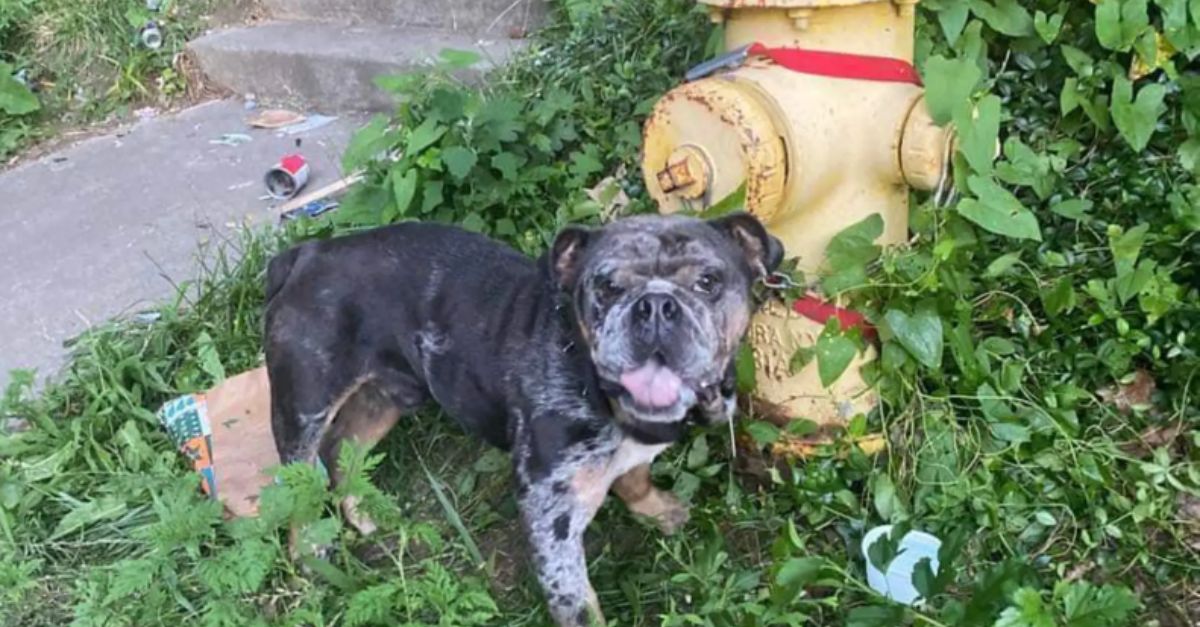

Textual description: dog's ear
[549,226,593,290]
[708,212,784,278]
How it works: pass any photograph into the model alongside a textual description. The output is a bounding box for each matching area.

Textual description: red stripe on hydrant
[747,43,923,86]
[792,295,877,341]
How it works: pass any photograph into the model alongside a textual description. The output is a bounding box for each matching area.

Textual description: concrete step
[261,0,550,36]
[188,21,525,112]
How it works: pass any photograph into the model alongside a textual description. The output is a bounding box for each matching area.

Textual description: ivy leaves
[1057,1,1173,152]
[957,176,1043,241]
[331,15,721,244]
[884,308,944,370]
[969,0,1033,37]
[812,214,881,385]
[1095,0,1149,52]
[924,55,981,125]
[955,94,1001,176]
[441,146,478,180]
[0,63,38,116]
[1111,76,1166,151]
[822,213,883,294]
[1033,10,1064,44]
[390,170,417,218]
[406,118,447,156]
[924,42,1060,243]
[816,329,857,387]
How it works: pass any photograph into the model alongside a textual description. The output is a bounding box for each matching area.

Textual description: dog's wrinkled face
[550,212,783,425]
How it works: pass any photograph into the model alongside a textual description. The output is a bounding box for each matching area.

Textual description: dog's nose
[633,293,680,325]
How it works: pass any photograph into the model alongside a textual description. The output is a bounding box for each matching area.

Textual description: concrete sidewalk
[0,100,364,390]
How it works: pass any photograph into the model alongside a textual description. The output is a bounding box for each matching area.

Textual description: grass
[2,0,1200,624]
[4,226,1183,625]
[0,0,235,161]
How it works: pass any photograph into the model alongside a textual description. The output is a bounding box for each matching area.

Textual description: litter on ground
[209,133,253,147]
[246,109,306,129]
[276,114,337,136]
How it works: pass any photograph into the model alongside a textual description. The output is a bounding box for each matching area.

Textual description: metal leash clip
[685,44,753,82]
[932,124,959,209]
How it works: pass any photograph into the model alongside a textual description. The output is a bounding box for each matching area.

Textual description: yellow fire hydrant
[641,0,953,432]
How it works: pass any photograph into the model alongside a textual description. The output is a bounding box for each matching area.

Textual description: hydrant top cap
[697,0,912,8]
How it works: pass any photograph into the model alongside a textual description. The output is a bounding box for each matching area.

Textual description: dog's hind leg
[316,382,401,536]
[318,372,428,536]
[266,351,354,561]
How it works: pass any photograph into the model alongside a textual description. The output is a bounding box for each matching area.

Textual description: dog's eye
[594,276,622,298]
[694,272,722,295]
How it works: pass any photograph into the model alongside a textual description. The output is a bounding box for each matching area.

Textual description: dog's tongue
[620,362,682,409]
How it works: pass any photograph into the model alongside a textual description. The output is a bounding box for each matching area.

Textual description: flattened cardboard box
[157,367,279,518]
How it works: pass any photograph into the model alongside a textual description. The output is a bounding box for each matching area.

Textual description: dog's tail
[265,245,303,306]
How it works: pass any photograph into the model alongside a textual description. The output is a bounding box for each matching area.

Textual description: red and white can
[264,154,310,200]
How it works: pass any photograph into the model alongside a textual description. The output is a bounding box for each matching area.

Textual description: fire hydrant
[641,0,953,430]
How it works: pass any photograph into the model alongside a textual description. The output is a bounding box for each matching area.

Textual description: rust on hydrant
[641,0,956,455]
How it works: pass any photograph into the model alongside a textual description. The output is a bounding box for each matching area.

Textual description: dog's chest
[571,438,668,515]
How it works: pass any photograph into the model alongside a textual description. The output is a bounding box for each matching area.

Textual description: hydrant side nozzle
[642,78,788,220]
[898,95,953,192]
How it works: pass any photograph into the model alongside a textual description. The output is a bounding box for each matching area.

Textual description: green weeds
[2,0,1199,624]
[0,0,225,160]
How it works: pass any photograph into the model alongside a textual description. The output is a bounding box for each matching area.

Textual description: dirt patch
[475,516,531,597]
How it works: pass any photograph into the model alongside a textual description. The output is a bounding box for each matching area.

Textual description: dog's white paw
[629,489,690,535]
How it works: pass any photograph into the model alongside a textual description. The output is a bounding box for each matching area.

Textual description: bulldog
[264,212,782,625]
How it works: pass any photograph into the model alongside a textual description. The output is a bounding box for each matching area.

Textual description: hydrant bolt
[893,0,917,17]
[786,8,813,31]
[656,146,710,199]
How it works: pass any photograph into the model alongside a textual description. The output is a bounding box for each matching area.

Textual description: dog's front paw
[629,489,690,535]
[341,495,379,536]
[653,491,690,535]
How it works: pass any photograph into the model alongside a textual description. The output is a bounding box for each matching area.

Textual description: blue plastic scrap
[281,199,339,221]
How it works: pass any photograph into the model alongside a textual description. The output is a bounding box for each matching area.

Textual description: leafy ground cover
[2,0,1199,625]
[0,0,234,161]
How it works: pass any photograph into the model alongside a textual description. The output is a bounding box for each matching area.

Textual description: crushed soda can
[264,154,311,200]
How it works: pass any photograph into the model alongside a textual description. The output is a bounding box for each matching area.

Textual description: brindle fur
[264,213,782,625]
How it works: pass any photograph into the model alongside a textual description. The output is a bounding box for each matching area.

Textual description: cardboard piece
[157,367,279,518]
